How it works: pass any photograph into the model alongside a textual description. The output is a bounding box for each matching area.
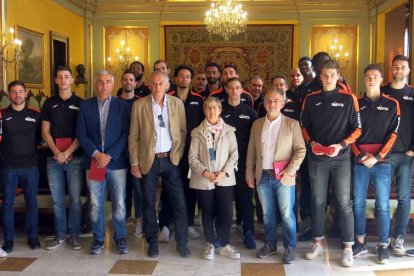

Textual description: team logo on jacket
[5,116,12,121]
[68,105,79,110]
[239,114,250,119]
[331,102,344,107]
[225,114,231,118]
[360,106,367,110]
[403,96,413,101]
[52,104,59,108]
[377,106,389,111]
[189,101,199,105]
[315,102,322,106]
[283,108,294,112]
[25,116,36,122]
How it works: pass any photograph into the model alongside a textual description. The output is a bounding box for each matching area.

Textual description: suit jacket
[76,96,131,170]
[246,114,306,185]
[129,94,186,174]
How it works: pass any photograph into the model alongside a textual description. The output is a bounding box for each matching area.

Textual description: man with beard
[1,80,42,255]
[118,69,143,238]
[197,62,222,99]
[116,61,150,98]
[210,64,253,108]
[381,55,414,256]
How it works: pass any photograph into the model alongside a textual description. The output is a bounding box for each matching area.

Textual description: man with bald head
[77,71,131,255]
[129,70,190,258]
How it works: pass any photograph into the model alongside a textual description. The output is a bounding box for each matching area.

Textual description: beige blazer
[188,121,238,190]
[246,114,306,186]
[128,94,186,174]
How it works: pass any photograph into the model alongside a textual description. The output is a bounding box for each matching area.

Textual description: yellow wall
[6,0,85,97]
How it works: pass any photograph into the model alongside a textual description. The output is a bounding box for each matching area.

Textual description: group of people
[0,53,413,268]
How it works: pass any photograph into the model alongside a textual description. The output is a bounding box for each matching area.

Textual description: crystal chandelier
[204,0,248,41]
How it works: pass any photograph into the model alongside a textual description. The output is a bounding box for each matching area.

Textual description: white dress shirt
[152,95,173,153]
[261,114,282,169]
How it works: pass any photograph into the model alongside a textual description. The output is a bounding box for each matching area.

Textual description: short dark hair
[271,75,287,83]
[312,52,330,65]
[8,80,26,92]
[55,66,72,77]
[222,64,238,74]
[153,59,169,70]
[122,69,136,79]
[363,63,383,77]
[205,62,221,73]
[320,59,339,71]
[392,55,410,65]
[298,56,312,65]
[174,64,194,78]
[226,77,242,86]
[130,61,145,72]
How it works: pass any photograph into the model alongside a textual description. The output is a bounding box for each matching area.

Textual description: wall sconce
[329,38,349,69]
[1,27,23,64]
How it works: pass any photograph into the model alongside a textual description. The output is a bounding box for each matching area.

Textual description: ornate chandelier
[204,0,248,41]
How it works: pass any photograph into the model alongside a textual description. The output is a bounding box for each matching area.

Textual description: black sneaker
[28,237,41,250]
[256,242,277,259]
[352,241,367,257]
[2,240,14,254]
[176,245,191,258]
[377,245,389,264]
[243,231,256,249]
[115,238,128,254]
[90,240,104,255]
[148,243,159,258]
[283,247,296,264]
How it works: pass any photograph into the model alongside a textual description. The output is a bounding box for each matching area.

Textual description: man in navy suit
[77,70,131,255]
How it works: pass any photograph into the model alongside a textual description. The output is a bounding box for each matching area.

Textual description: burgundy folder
[273,160,290,180]
[313,144,335,155]
[359,144,382,154]
[88,159,107,182]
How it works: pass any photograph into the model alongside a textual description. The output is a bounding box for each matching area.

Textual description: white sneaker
[391,236,405,256]
[203,242,214,260]
[0,248,7,258]
[158,226,170,243]
[188,226,201,239]
[341,248,354,267]
[219,244,240,259]
[305,243,323,260]
[134,221,143,238]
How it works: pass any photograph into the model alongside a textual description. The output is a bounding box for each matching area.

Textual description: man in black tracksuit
[221,77,257,249]
[301,60,361,267]
[380,55,414,255]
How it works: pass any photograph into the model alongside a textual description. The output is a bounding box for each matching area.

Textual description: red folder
[313,144,335,155]
[359,144,382,155]
[55,137,73,160]
[273,160,290,180]
[88,159,107,182]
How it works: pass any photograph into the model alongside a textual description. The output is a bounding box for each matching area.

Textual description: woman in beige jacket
[188,97,239,260]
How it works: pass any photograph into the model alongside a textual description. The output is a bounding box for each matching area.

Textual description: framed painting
[16,26,44,88]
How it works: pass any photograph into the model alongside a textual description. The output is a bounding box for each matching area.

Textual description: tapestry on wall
[165,25,293,88]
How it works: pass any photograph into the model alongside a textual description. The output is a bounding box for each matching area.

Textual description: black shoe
[256,242,277,259]
[176,245,191,258]
[298,227,313,242]
[28,237,41,250]
[90,239,104,255]
[2,240,14,254]
[352,241,368,257]
[148,243,159,258]
[243,231,256,249]
[115,238,128,254]
[377,245,389,264]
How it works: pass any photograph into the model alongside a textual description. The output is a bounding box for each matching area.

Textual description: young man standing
[381,55,414,255]
[352,64,400,264]
[301,60,361,267]
[42,66,84,250]
[1,80,42,255]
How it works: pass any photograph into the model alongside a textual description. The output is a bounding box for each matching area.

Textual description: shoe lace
[344,249,352,261]
[394,238,404,248]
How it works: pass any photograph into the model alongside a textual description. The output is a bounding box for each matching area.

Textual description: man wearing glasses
[129,70,189,258]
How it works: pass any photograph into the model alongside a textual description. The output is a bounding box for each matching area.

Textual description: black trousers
[234,167,255,234]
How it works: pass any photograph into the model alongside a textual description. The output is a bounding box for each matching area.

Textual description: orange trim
[339,90,360,112]
[301,127,311,144]
[301,90,322,111]
[382,94,401,116]
[27,106,41,113]
[167,90,176,96]
[343,127,362,146]
[190,91,204,100]
[351,143,361,156]
[209,87,223,97]
[379,133,397,159]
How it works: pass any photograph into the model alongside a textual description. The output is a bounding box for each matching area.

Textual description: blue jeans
[353,162,391,245]
[142,157,188,246]
[1,167,39,241]
[256,171,296,249]
[47,157,83,238]
[390,153,414,238]
[86,168,127,242]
